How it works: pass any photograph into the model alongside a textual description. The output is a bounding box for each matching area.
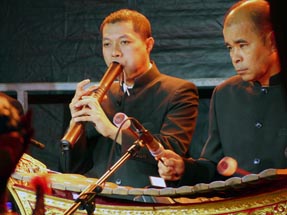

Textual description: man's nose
[111,44,121,57]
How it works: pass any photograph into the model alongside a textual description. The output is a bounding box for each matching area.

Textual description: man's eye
[103,42,110,47]
[121,40,130,45]
[239,43,247,48]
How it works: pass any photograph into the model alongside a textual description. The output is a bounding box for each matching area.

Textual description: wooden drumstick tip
[217,156,238,176]
[217,156,251,176]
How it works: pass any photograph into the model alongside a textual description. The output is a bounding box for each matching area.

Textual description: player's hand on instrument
[158,150,185,181]
[72,96,117,138]
[69,79,117,139]
[69,79,93,117]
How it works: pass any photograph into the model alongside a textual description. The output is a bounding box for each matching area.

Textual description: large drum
[8,154,287,214]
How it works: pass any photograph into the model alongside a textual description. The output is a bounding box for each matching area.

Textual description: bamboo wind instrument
[61,62,123,148]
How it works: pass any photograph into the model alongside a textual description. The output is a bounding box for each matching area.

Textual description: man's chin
[239,74,254,82]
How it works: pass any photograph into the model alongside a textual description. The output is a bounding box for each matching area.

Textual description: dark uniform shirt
[180,73,287,186]
[62,62,199,189]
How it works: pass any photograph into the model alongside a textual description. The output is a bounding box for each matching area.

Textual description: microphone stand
[63,139,143,215]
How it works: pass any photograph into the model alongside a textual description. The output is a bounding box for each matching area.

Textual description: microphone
[217,156,251,176]
[113,112,132,130]
[113,112,164,159]
[113,112,141,141]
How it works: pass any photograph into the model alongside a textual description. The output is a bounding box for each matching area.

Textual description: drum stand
[63,140,143,215]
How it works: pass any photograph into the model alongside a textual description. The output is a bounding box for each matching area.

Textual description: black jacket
[62,62,199,189]
[180,73,287,186]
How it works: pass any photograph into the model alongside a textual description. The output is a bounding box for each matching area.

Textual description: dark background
[1,0,242,171]
[0,0,237,82]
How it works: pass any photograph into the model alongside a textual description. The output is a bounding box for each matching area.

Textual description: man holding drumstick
[158,0,287,185]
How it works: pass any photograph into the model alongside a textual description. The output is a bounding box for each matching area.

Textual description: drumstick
[217,156,251,176]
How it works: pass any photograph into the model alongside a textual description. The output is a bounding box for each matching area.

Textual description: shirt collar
[254,72,284,87]
[132,61,161,89]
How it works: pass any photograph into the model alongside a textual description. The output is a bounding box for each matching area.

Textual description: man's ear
[146,37,154,53]
[268,31,277,52]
